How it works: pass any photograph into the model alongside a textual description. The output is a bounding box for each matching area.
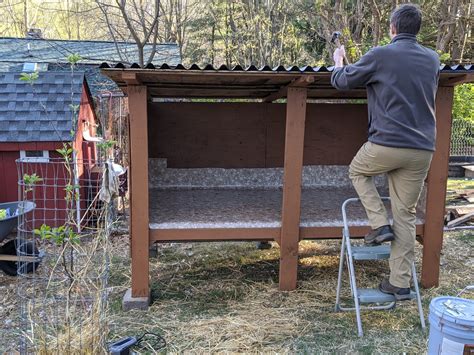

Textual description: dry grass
[24,297,106,354]
[1,179,473,353]
[2,233,472,353]
[0,236,110,353]
[104,230,473,354]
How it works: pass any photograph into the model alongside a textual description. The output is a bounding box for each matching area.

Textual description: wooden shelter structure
[101,63,473,308]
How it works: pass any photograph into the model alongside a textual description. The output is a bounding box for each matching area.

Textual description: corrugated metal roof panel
[99,62,474,72]
[100,62,473,99]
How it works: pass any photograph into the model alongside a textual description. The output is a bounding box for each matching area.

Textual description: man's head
[390,4,422,39]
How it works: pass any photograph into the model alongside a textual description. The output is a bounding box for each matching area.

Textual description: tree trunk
[436,0,459,54]
[23,0,28,36]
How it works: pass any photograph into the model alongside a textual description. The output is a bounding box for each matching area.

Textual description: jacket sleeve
[331,49,378,90]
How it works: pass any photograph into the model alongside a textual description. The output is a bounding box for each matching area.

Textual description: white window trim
[20,150,50,163]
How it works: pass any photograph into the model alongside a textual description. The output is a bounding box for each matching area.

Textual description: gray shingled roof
[0,37,180,97]
[0,71,84,142]
[0,37,180,67]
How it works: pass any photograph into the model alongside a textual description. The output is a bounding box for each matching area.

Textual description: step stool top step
[351,245,391,260]
[358,288,416,304]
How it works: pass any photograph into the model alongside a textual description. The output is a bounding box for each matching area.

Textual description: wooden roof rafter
[263,75,316,102]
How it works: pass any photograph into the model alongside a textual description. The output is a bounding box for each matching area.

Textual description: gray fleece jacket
[331,33,440,151]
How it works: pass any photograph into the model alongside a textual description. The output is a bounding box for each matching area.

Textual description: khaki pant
[349,142,433,288]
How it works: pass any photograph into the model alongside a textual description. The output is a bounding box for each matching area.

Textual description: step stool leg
[345,232,363,337]
[412,262,426,329]
[346,253,354,297]
[335,231,346,311]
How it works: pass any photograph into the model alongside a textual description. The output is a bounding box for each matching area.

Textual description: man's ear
[390,23,397,38]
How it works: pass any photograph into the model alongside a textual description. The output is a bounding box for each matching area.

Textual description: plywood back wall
[148,102,368,168]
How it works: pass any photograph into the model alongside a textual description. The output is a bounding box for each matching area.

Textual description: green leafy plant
[34,224,79,283]
[450,84,474,155]
[20,71,39,85]
[23,173,43,193]
[65,183,81,202]
[69,104,80,114]
[97,139,116,151]
[437,50,451,63]
[34,224,80,246]
[16,50,111,351]
[97,139,117,160]
[67,53,82,67]
[56,143,79,215]
[57,144,74,161]
[453,84,474,123]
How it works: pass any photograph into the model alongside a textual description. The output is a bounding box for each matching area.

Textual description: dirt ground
[1,179,473,353]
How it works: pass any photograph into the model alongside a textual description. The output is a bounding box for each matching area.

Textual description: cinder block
[122,288,150,311]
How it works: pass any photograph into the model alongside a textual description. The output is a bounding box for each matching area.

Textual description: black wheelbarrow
[0,201,43,276]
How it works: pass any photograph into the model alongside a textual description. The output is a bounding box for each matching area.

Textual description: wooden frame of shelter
[101,63,473,309]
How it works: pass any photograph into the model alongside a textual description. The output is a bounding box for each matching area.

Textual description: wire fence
[95,94,129,168]
[451,119,474,156]
[15,157,111,353]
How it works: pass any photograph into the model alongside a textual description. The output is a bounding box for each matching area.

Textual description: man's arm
[331,49,378,90]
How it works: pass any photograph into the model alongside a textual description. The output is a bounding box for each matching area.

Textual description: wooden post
[127,85,150,299]
[422,86,454,288]
[279,87,307,291]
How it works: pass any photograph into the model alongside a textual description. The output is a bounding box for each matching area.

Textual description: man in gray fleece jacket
[331,4,439,300]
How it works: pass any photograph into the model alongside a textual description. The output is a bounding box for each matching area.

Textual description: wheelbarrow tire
[0,240,40,276]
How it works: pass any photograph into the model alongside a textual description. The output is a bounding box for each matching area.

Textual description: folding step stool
[335,197,426,337]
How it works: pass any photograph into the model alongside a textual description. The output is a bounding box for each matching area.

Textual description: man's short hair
[390,4,422,35]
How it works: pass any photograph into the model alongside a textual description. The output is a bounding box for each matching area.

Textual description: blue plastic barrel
[428,296,474,354]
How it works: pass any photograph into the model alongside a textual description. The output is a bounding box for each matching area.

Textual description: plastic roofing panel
[99,62,474,72]
[100,62,474,99]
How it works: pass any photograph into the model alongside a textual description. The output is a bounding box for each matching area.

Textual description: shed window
[20,150,50,162]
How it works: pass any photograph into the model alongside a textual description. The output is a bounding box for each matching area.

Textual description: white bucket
[428,296,474,354]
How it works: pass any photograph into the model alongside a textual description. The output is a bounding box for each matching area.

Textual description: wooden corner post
[127,85,150,303]
[279,87,307,291]
[422,86,454,288]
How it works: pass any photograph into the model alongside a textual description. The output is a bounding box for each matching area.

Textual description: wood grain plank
[422,87,454,288]
[150,228,280,243]
[128,85,150,298]
[279,87,307,291]
[149,103,368,168]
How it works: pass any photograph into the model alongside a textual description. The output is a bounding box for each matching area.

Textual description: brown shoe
[379,278,412,301]
[364,225,394,246]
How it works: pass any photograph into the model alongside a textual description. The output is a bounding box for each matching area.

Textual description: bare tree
[0,0,470,66]
[96,0,161,67]
[436,0,460,54]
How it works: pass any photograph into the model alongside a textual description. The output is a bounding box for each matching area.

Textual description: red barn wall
[0,81,99,229]
[74,82,98,169]
[0,142,63,203]
[0,150,20,202]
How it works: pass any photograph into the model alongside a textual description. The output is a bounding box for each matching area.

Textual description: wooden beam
[0,255,42,262]
[128,85,150,298]
[147,224,424,243]
[422,86,454,288]
[263,76,315,103]
[122,72,141,85]
[150,227,280,243]
[300,224,424,239]
[439,74,474,87]
[446,211,474,228]
[279,87,307,290]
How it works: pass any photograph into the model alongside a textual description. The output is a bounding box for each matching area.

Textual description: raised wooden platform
[148,186,425,242]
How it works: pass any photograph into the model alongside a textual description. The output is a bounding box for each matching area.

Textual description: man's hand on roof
[333,45,345,68]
